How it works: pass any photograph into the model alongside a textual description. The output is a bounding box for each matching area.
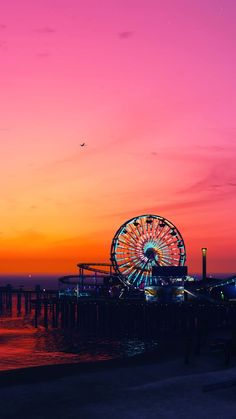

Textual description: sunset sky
[0,0,236,274]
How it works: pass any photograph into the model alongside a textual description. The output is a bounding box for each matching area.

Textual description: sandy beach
[0,350,236,419]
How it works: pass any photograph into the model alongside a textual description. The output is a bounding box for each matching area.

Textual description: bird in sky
[80,142,86,147]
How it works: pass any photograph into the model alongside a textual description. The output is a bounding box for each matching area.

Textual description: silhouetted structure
[202,247,207,280]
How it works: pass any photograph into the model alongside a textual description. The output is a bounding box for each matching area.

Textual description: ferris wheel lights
[111,214,186,289]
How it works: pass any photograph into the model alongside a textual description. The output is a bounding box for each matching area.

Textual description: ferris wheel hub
[145,248,156,260]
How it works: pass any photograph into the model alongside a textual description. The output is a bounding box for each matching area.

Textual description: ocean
[0,312,159,371]
[0,275,63,290]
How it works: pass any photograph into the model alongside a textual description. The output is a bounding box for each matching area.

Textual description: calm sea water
[0,275,61,289]
[0,312,159,371]
[0,277,159,371]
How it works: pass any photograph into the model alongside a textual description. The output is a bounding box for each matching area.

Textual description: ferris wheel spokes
[111,214,186,289]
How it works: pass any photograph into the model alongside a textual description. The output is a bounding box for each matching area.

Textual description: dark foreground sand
[0,352,236,419]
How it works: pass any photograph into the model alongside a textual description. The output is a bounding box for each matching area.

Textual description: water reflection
[0,310,158,371]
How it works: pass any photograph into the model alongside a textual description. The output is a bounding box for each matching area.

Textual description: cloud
[16,229,46,241]
[36,52,51,58]
[195,145,227,152]
[179,160,236,197]
[118,31,134,39]
[34,27,55,34]
[0,41,7,49]
[96,159,236,222]
[211,127,236,144]
[1,230,47,246]
[96,197,219,221]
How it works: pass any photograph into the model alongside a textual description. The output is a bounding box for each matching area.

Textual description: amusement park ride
[59,214,236,302]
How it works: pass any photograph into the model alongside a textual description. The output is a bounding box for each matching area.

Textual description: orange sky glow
[0,0,236,274]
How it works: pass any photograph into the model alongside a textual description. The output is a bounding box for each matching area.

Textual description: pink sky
[0,0,236,274]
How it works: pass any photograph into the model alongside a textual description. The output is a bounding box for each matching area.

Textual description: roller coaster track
[59,263,115,286]
[77,262,113,275]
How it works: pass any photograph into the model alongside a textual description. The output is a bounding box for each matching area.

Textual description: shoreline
[0,348,177,387]
[0,340,234,388]
[1,351,236,418]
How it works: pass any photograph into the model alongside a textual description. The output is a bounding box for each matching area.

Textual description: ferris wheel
[110,214,186,289]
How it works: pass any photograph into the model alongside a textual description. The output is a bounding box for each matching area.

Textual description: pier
[0,286,236,341]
